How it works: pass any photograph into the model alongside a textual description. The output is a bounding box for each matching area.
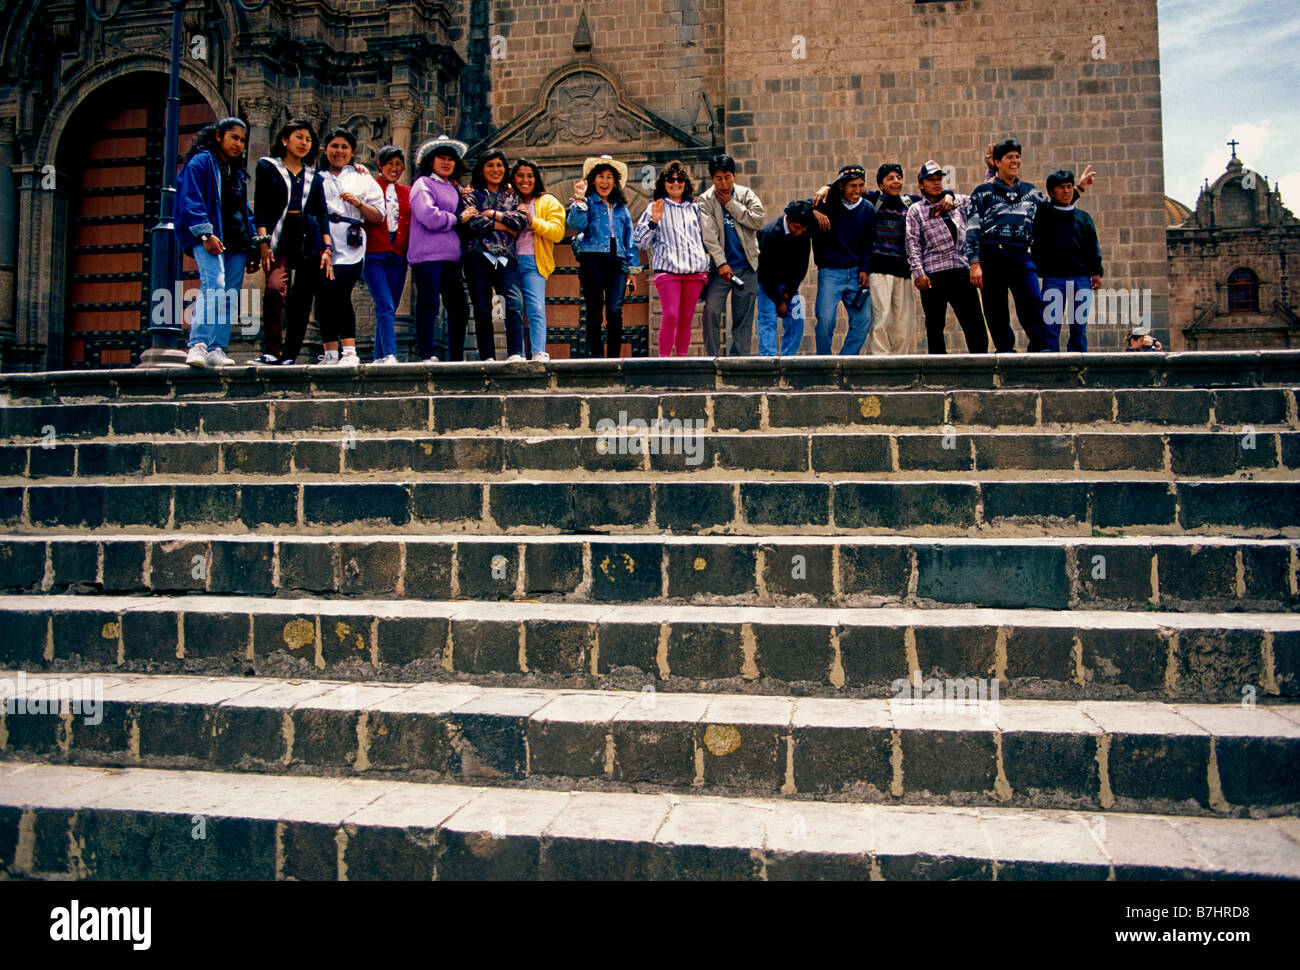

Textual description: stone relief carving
[238,96,280,129]
[524,72,644,147]
[385,96,421,130]
[342,114,386,163]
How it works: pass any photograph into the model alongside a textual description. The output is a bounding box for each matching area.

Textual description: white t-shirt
[383,181,400,232]
[321,165,383,266]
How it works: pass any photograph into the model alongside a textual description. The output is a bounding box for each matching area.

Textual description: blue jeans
[188,247,247,350]
[813,266,871,355]
[364,249,408,360]
[756,289,804,356]
[1041,276,1092,352]
[517,254,548,356]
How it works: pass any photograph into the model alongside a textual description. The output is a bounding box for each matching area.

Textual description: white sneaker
[337,350,360,369]
[315,351,340,365]
[186,343,210,368]
[375,355,398,365]
[251,353,280,365]
[424,355,440,363]
[205,347,235,367]
[279,358,296,365]
[506,354,525,363]
[531,351,551,363]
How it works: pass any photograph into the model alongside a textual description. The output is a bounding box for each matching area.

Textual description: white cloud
[1159,0,1300,207]
[1276,173,1300,212]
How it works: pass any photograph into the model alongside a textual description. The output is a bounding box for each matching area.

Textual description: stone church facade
[1166,152,1300,351]
[0,0,1168,370]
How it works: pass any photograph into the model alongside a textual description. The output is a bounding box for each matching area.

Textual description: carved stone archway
[13,57,226,370]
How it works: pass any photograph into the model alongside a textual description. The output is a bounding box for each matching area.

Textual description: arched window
[1226,268,1260,312]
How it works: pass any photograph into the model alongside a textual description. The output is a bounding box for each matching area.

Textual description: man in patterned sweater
[965,139,1096,352]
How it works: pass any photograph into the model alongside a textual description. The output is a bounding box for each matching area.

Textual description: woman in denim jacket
[567,155,639,358]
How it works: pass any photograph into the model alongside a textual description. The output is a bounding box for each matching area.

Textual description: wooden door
[66,81,215,366]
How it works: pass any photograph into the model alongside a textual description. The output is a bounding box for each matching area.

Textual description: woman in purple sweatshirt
[409,136,471,362]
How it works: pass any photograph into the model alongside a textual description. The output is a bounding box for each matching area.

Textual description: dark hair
[587,162,626,207]
[271,119,317,164]
[377,145,405,167]
[876,163,903,185]
[470,149,510,190]
[419,146,465,181]
[992,139,1022,161]
[708,154,736,176]
[509,158,547,199]
[182,116,247,168]
[322,127,357,156]
[652,160,695,202]
[1046,169,1076,192]
[784,199,816,229]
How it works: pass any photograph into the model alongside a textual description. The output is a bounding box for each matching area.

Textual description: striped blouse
[633,198,710,275]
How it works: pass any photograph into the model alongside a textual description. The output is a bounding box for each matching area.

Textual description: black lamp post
[88,0,268,367]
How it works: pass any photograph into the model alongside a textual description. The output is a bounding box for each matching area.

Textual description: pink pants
[654,272,708,357]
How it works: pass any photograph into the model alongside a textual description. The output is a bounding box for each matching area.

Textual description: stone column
[0,119,18,369]
[384,95,421,355]
[12,162,70,371]
[239,95,280,171]
[386,95,421,184]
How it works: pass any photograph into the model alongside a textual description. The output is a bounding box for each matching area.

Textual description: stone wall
[720,0,1168,352]
[486,0,725,135]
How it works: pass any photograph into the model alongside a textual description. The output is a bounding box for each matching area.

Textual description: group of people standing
[175,116,1106,368]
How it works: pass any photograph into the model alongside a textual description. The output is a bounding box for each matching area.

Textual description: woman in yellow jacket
[509,159,567,361]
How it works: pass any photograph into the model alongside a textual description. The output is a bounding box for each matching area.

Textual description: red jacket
[365,177,411,255]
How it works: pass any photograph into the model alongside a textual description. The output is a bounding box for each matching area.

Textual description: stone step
[4,479,1299,535]
[3,672,1297,815]
[4,429,1296,480]
[4,351,1300,403]
[2,760,1297,879]
[3,595,1296,701]
[3,534,1295,614]
[3,387,1296,439]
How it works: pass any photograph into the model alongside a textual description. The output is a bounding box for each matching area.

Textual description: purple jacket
[408,175,463,264]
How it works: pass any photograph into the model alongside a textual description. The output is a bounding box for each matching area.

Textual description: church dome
[1165,196,1193,226]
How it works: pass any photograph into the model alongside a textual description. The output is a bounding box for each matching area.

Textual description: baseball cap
[918,160,944,181]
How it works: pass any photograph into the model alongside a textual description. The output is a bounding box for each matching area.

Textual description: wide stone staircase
[1,352,1298,880]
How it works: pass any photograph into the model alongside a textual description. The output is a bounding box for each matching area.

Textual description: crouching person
[755,201,816,357]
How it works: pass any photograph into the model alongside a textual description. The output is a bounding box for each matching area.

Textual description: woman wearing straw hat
[567,154,639,358]
[409,135,472,362]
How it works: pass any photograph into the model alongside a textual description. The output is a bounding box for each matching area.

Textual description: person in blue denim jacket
[567,155,640,357]
[175,116,259,368]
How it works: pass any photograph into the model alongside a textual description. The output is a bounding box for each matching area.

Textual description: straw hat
[582,154,629,184]
[416,135,469,169]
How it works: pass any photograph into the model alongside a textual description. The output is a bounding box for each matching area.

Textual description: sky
[1159,0,1300,210]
